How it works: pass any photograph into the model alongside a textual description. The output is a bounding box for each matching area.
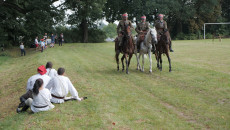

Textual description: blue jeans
[21,49,26,56]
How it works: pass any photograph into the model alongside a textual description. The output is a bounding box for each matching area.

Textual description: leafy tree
[65,0,107,43]
[102,23,117,38]
[0,0,64,46]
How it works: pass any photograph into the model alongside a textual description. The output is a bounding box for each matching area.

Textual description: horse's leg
[115,51,120,71]
[138,53,142,71]
[159,53,162,71]
[166,51,171,72]
[148,49,152,73]
[135,52,140,70]
[121,55,125,72]
[125,54,129,74]
[141,53,145,72]
[128,54,133,67]
[156,52,160,69]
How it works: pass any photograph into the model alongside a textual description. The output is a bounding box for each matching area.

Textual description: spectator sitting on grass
[18,78,55,113]
[45,61,57,78]
[46,67,86,103]
[17,65,51,113]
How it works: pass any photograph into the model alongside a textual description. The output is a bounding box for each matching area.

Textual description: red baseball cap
[141,16,146,19]
[159,14,164,18]
[37,65,47,75]
[122,13,128,17]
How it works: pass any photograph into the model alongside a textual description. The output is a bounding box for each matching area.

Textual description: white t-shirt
[46,75,81,103]
[20,45,24,49]
[31,88,54,113]
[46,68,58,78]
[35,39,38,44]
[26,74,51,91]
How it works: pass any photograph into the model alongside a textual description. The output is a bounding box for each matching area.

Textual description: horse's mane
[144,27,157,46]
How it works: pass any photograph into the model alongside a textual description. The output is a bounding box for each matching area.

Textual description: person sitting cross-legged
[45,61,57,78]
[18,78,54,113]
[16,65,51,113]
[46,68,85,104]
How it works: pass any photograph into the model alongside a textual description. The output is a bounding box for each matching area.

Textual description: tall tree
[0,0,64,46]
[65,0,106,43]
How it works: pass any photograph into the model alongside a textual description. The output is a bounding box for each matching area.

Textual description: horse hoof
[149,71,152,73]
[136,68,139,70]
[126,71,129,74]
[122,69,124,72]
[169,69,172,72]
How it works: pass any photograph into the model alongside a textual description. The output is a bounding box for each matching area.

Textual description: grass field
[0,39,230,129]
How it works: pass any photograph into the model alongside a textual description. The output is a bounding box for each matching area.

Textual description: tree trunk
[80,18,88,43]
[83,19,88,43]
[176,20,182,34]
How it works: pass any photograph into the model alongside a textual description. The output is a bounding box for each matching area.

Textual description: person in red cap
[16,65,51,113]
[155,14,174,52]
[135,15,150,52]
[116,13,134,49]
[40,39,45,52]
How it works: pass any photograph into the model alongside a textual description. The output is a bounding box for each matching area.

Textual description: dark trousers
[59,41,62,46]
[41,46,44,52]
[18,90,33,108]
[21,49,26,56]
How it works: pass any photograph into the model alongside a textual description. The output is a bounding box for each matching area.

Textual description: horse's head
[124,24,131,37]
[150,28,157,44]
[160,32,168,44]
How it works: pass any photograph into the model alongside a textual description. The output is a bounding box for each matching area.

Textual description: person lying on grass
[17,65,51,113]
[45,61,58,78]
[18,78,54,113]
[46,67,86,103]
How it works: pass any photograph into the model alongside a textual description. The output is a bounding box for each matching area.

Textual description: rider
[116,13,134,50]
[155,14,174,52]
[135,15,150,52]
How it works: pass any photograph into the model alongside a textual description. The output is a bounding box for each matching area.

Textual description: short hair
[46,62,53,69]
[58,68,65,75]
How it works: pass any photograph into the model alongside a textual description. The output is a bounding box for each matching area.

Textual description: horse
[155,30,172,72]
[134,28,157,73]
[115,25,135,74]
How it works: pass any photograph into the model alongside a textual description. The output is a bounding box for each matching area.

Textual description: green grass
[0,39,230,129]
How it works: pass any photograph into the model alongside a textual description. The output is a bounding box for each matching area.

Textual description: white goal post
[203,22,230,39]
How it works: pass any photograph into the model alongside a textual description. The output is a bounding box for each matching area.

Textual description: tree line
[0,0,229,47]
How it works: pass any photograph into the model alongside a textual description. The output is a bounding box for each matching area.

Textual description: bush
[88,28,106,43]
[205,33,213,39]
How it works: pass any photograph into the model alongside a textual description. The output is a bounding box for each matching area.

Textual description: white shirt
[46,75,81,103]
[26,74,51,91]
[46,68,57,78]
[35,39,38,44]
[20,45,24,49]
[31,88,54,113]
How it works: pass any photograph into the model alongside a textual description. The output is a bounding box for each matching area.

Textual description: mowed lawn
[0,39,230,129]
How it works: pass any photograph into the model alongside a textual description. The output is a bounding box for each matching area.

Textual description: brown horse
[155,30,172,72]
[115,25,135,74]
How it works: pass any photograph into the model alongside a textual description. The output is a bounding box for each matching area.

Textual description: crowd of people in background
[19,33,64,55]
[16,62,87,113]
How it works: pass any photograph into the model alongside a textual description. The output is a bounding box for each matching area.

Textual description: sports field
[0,39,229,129]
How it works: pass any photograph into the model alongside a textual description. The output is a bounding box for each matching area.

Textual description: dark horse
[115,25,135,74]
[155,30,172,72]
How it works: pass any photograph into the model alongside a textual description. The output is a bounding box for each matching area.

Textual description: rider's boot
[169,42,174,52]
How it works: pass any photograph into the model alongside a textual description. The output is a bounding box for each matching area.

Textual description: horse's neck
[144,30,151,47]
